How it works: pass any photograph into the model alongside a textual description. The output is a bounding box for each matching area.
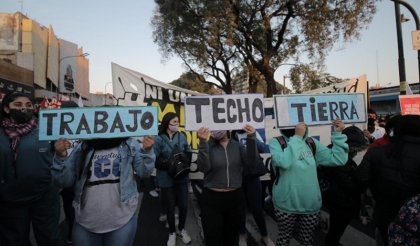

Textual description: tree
[170,72,218,94]
[152,0,240,94]
[152,0,377,97]
[289,64,346,93]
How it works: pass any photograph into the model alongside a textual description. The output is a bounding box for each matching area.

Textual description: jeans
[72,214,137,246]
[161,182,189,233]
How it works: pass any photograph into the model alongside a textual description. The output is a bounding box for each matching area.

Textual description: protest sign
[399,95,420,115]
[184,94,265,131]
[39,106,158,140]
[273,93,366,128]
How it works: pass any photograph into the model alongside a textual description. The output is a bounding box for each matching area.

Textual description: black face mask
[368,118,376,126]
[9,109,34,123]
[367,118,376,133]
[85,138,128,150]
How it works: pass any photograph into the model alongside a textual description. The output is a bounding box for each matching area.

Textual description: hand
[197,127,210,141]
[243,124,256,135]
[295,122,307,137]
[54,138,71,157]
[142,135,154,150]
[363,129,372,138]
[332,118,345,132]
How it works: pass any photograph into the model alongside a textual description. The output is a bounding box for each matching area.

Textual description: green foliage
[152,0,377,97]
[169,72,218,94]
[289,64,346,93]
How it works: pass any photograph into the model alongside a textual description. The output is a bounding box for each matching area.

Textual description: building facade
[0,12,90,104]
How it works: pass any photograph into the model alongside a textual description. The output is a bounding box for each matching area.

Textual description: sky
[2,0,420,93]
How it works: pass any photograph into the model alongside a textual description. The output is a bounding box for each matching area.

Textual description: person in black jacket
[320,126,369,246]
[0,92,64,246]
[356,114,420,246]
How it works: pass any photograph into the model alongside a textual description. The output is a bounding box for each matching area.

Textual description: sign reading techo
[184,94,265,131]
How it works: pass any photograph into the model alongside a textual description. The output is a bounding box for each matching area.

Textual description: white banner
[111,63,203,106]
[184,94,265,131]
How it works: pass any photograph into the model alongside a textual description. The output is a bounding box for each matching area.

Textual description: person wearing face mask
[0,92,64,246]
[368,114,401,149]
[197,124,258,246]
[154,112,192,246]
[363,109,385,143]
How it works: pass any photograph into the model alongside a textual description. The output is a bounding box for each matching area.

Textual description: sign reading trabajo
[273,93,366,128]
[39,106,158,140]
[184,94,265,131]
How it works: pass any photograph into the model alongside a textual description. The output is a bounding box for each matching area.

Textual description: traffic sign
[412,30,420,50]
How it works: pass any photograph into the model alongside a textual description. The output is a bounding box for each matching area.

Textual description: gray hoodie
[197,133,256,189]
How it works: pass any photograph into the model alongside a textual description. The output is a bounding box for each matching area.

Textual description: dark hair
[1,92,34,118]
[342,126,368,158]
[367,109,377,116]
[61,100,79,108]
[393,115,420,138]
[389,114,420,159]
[385,114,401,137]
[158,112,178,135]
[281,128,295,138]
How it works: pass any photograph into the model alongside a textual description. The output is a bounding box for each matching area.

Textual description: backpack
[271,136,316,185]
[156,133,191,179]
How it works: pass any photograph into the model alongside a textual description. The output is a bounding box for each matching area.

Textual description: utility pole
[391,0,420,94]
[394,2,407,95]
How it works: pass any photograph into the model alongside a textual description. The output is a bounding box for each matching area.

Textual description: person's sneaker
[149,189,159,198]
[178,229,192,244]
[239,234,247,246]
[167,233,177,246]
[159,214,167,222]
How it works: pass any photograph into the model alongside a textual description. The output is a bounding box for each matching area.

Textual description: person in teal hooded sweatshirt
[269,119,348,246]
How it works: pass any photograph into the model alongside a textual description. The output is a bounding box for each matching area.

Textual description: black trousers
[0,187,63,246]
[325,210,353,246]
[201,188,245,246]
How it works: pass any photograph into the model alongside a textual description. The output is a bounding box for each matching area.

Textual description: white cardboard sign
[184,94,265,131]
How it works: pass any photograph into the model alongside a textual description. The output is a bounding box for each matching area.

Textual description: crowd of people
[1,91,419,246]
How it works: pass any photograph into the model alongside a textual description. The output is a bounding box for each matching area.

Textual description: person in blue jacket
[52,134,155,246]
[0,92,63,246]
[153,112,192,246]
[269,119,348,246]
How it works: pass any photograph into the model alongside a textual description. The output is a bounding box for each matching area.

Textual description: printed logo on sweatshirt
[298,149,314,161]
[87,147,121,186]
